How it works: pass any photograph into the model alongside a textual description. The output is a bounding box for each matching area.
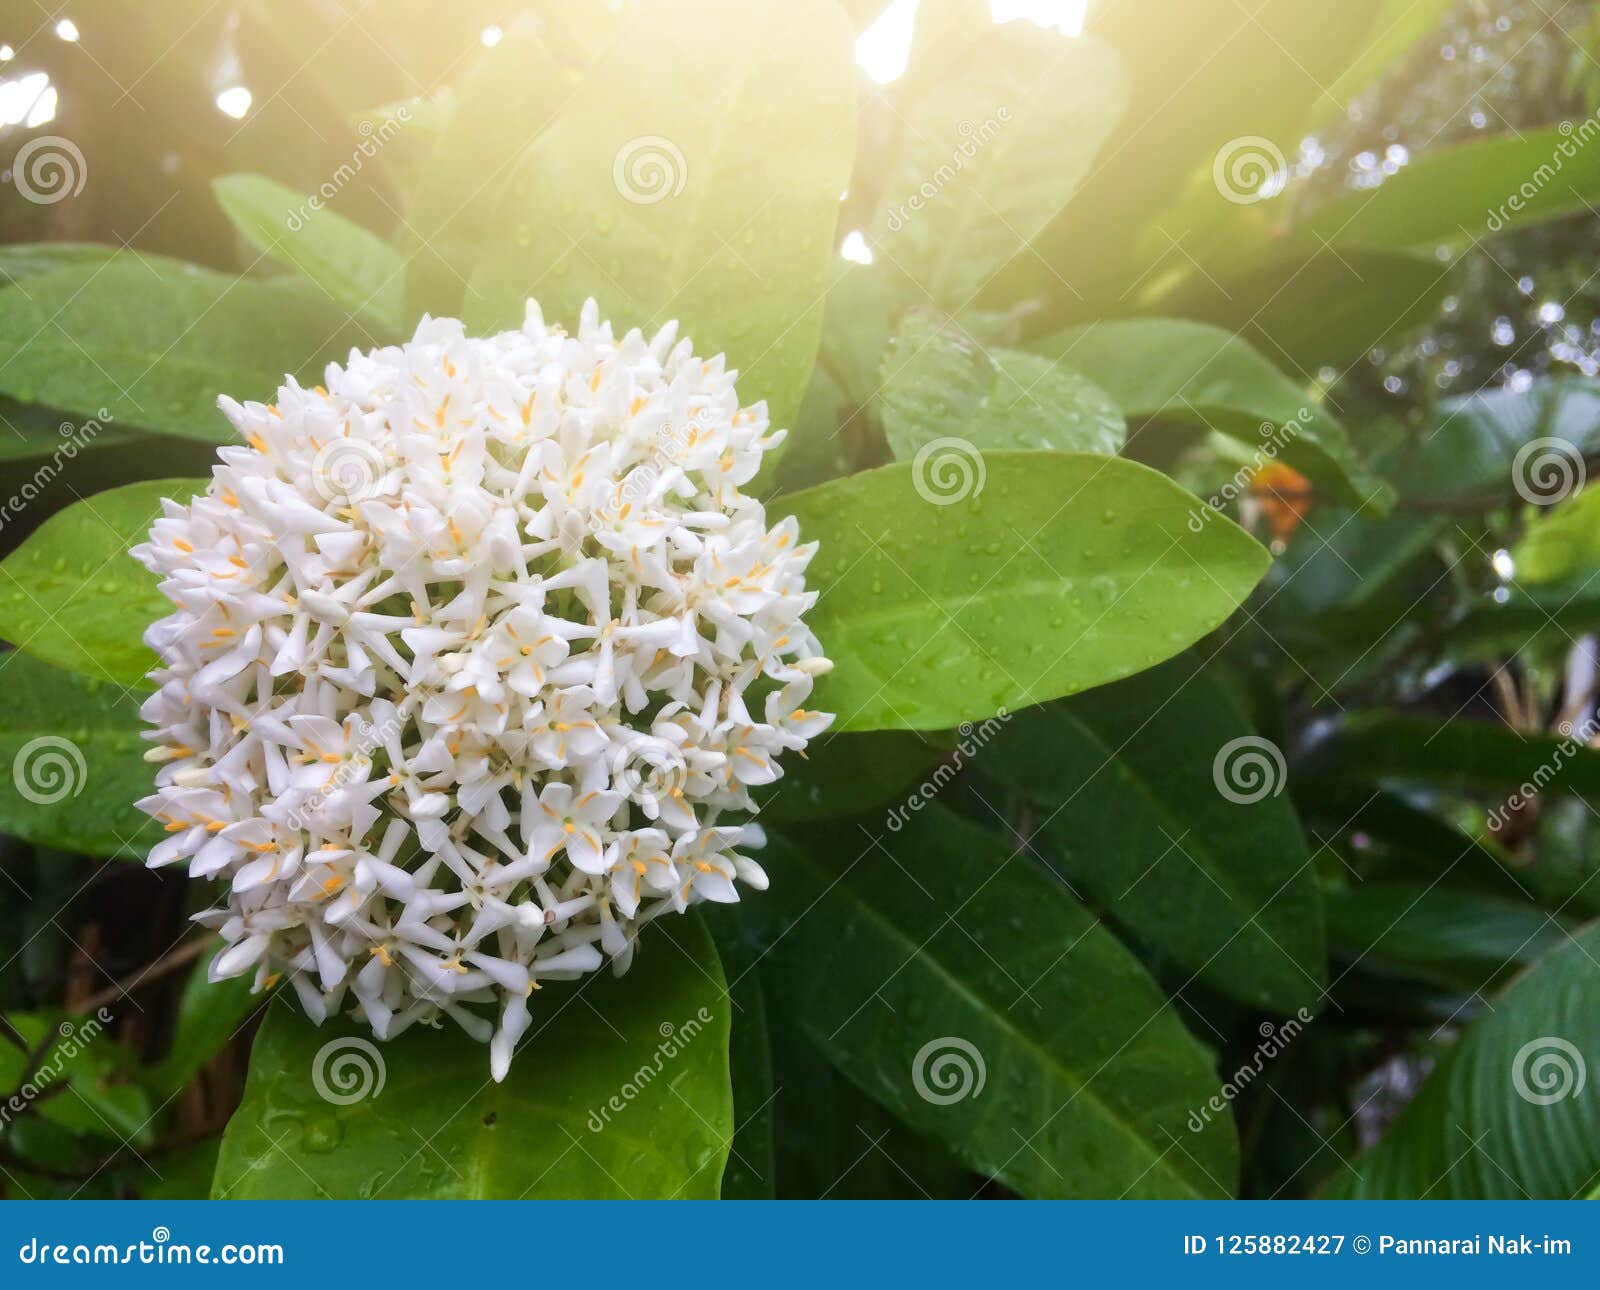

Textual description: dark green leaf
[213,173,404,335]
[754,807,1239,1198]
[1331,921,1600,1199]
[1030,319,1380,508]
[0,652,154,859]
[754,730,943,823]
[1327,882,1571,984]
[0,478,203,686]
[0,1012,152,1146]
[213,916,732,1199]
[1300,713,1600,803]
[783,452,1269,731]
[1397,377,1600,505]
[987,658,1326,1013]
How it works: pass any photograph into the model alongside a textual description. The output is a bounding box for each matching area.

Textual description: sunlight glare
[990,0,1088,35]
[840,230,875,264]
[856,0,918,85]
[215,85,252,119]
[0,72,50,126]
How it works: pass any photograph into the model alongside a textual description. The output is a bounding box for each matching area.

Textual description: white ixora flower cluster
[132,299,831,1080]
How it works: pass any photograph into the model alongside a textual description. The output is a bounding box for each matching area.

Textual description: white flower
[132,299,831,1081]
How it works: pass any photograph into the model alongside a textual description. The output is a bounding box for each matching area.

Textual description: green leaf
[0,253,373,441]
[145,950,263,1102]
[1446,579,1600,660]
[1303,789,1533,905]
[0,244,119,289]
[753,807,1238,1198]
[872,22,1128,310]
[139,1141,222,1201]
[1397,377,1600,505]
[1326,882,1571,986]
[753,730,942,823]
[1290,125,1600,255]
[782,452,1269,731]
[1030,319,1381,508]
[1023,0,1387,313]
[1512,486,1600,584]
[1330,920,1600,1199]
[0,398,133,463]
[0,652,155,859]
[213,174,404,336]
[0,478,203,686]
[985,657,1325,1013]
[213,916,732,1199]
[0,1012,153,1146]
[1300,713,1600,803]
[466,0,857,435]
[1169,249,1452,374]
[1317,0,1456,119]
[705,904,970,1196]
[700,924,775,1199]
[879,313,1124,460]
[404,23,589,320]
